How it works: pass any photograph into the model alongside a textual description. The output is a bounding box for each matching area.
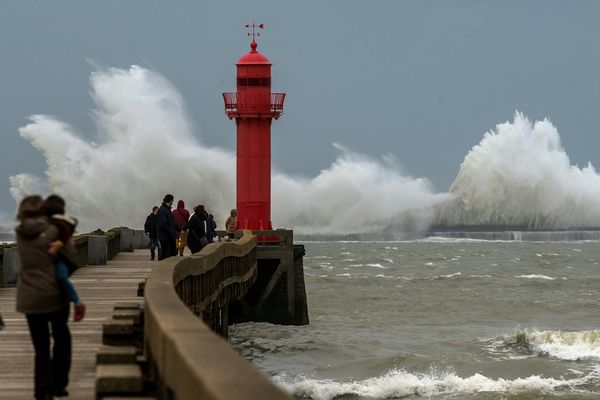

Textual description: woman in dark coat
[15,195,80,399]
[183,205,208,254]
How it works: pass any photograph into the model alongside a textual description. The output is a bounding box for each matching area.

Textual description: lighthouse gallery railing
[222,92,286,114]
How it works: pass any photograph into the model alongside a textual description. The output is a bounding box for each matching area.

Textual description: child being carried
[46,195,86,322]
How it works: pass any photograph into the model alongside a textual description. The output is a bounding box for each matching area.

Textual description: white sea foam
[9,65,448,233]
[437,112,600,229]
[274,368,595,400]
[439,272,462,278]
[514,274,556,280]
[422,236,516,243]
[366,263,386,269]
[502,330,600,361]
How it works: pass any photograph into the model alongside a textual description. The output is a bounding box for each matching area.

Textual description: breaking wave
[274,368,599,399]
[9,65,446,233]
[437,112,600,229]
[10,66,600,234]
[496,329,600,361]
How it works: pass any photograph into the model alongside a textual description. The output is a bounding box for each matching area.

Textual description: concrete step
[97,345,138,364]
[113,309,142,324]
[101,397,156,400]
[96,364,144,395]
[114,302,142,311]
[103,319,135,335]
[103,319,137,346]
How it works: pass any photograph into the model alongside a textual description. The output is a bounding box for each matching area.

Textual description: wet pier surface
[0,250,154,400]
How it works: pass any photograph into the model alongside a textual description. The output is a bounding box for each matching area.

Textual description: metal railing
[222,92,286,114]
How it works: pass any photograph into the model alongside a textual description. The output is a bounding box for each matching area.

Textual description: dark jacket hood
[16,217,49,240]
[177,200,185,209]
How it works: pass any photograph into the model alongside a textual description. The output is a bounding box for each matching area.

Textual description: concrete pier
[2,247,20,286]
[133,230,149,250]
[119,228,134,252]
[88,235,108,265]
[229,229,309,326]
[0,228,307,399]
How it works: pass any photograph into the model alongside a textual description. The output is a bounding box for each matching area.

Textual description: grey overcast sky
[1,1,600,218]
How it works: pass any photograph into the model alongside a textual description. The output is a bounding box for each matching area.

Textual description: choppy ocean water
[230,239,600,399]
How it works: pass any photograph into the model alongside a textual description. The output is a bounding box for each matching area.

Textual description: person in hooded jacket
[15,195,81,400]
[172,200,190,256]
[156,194,178,260]
[183,205,208,254]
[226,209,237,240]
[206,212,217,243]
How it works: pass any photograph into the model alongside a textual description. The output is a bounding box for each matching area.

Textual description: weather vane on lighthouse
[245,22,264,43]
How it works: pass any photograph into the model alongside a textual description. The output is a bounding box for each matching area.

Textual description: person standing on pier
[226,209,237,240]
[172,200,190,256]
[157,194,178,260]
[183,204,208,254]
[144,206,159,260]
[15,195,81,400]
[206,212,217,243]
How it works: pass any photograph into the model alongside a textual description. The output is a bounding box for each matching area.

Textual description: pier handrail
[144,230,292,400]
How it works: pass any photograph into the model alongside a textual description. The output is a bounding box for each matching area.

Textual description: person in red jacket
[172,200,190,256]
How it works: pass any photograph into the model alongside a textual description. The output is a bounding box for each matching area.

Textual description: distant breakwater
[296,227,600,242]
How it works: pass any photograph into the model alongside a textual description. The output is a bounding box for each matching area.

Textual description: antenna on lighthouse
[245,22,264,43]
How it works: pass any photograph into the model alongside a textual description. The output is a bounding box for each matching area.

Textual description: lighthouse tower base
[229,229,309,326]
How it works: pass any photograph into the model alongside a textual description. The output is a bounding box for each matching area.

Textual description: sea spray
[437,112,600,229]
[10,65,445,233]
[11,66,236,231]
[272,144,448,234]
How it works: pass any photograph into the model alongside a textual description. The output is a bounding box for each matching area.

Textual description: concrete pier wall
[144,231,292,399]
[2,247,20,286]
[228,230,309,326]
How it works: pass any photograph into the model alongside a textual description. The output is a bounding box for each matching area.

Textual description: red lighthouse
[223,24,285,231]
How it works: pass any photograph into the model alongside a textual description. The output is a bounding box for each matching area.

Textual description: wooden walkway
[0,250,155,400]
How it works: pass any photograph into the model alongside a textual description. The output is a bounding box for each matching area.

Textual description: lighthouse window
[248,78,261,86]
[237,77,271,86]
